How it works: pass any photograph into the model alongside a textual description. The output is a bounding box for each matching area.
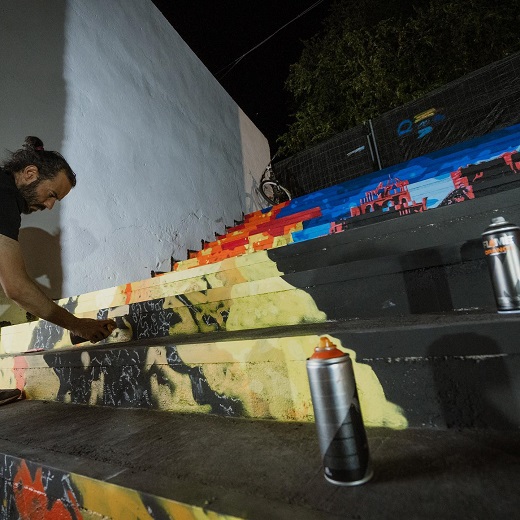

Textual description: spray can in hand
[482,216,520,313]
[306,336,373,486]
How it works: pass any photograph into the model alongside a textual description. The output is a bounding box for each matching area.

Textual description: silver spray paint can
[482,216,520,313]
[306,337,373,486]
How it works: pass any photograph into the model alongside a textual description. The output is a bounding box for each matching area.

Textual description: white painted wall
[0,0,269,301]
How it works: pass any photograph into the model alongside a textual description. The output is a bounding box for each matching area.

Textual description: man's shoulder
[0,172,22,206]
[0,170,23,241]
[0,169,16,190]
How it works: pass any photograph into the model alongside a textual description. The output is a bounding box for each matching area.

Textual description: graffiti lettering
[397,119,413,136]
[397,108,446,140]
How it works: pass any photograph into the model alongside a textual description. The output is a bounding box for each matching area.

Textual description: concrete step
[1,165,520,518]
[2,313,519,429]
[267,182,520,269]
[0,400,518,520]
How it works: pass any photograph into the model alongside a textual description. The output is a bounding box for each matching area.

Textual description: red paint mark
[13,460,83,519]
[13,356,28,391]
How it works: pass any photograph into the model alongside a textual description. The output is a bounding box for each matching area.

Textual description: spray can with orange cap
[306,336,373,486]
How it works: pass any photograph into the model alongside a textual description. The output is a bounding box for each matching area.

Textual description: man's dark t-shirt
[0,168,28,241]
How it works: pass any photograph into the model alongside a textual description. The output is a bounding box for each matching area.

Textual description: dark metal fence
[274,51,520,196]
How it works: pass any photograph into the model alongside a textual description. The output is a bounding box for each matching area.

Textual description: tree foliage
[277,0,520,156]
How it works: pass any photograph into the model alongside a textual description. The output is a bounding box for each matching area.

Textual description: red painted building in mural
[350,177,427,218]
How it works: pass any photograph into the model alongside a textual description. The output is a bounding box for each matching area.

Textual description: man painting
[0,136,116,405]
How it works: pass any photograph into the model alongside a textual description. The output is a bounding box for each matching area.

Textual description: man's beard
[19,180,46,214]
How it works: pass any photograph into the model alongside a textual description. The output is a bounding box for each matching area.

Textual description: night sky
[151,0,331,149]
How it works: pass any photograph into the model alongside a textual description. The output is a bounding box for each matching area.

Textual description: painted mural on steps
[0,124,519,432]
[0,248,407,428]
[173,123,520,270]
[0,455,239,520]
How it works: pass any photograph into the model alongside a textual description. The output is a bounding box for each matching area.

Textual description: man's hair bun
[23,136,45,151]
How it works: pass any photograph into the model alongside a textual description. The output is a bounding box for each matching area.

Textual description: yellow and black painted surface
[0,453,241,520]
[0,246,409,428]
[1,335,407,428]
[0,250,326,353]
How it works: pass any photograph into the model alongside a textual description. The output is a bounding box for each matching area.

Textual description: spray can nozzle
[310,336,345,359]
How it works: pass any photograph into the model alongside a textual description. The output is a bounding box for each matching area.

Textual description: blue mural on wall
[279,123,520,242]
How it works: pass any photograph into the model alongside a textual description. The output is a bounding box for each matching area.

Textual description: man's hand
[0,235,118,345]
[70,318,117,344]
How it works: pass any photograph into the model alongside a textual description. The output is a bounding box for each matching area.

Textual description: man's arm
[0,234,115,343]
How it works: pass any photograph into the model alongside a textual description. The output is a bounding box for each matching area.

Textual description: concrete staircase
[1,166,520,518]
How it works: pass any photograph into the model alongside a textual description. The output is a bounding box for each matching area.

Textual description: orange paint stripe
[124,283,132,305]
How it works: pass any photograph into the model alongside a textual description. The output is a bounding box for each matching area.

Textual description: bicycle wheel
[259,180,292,206]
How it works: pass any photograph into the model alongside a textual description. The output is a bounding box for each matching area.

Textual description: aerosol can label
[482,216,520,312]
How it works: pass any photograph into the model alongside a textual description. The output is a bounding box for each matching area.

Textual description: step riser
[2,336,407,428]
[3,329,518,429]
[372,354,520,429]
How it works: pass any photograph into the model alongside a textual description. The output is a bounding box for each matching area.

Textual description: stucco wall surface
[0,0,269,299]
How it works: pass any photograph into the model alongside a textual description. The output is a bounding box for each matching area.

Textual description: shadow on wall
[19,228,64,300]
[401,249,454,314]
[400,239,494,314]
[0,1,68,298]
[428,333,520,429]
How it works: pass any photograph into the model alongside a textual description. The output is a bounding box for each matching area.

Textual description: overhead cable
[216,0,326,80]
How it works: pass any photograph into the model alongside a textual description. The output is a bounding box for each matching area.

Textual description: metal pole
[367,119,383,170]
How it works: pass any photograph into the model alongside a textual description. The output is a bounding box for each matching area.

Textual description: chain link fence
[273,52,520,196]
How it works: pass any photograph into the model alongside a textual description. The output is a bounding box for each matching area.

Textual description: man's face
[18,167,73,214]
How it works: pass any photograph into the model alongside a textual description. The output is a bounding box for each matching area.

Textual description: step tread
[0,400,518,520]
